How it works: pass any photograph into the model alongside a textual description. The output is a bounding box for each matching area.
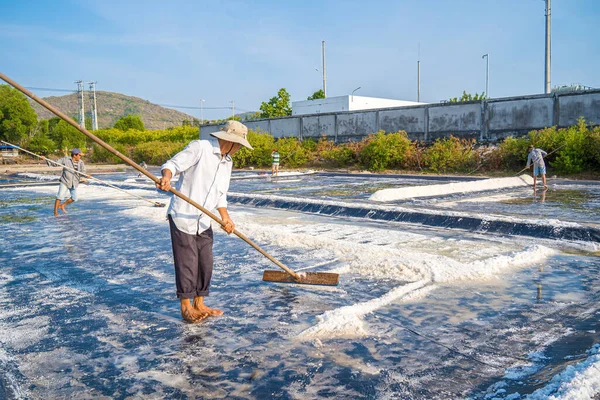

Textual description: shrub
[132,141,186,165]
[497,136,529,170]
[422,136,476,173]
[586,125,600,169]
[233,129,275,168]
[273,137,309,168]
[357,131,414,172]
[321,144,356,167]
[548,118,588,174]
[89,142,131,164]
[300,138,318,164]
[114,114,145,131]
[25,134,56,155]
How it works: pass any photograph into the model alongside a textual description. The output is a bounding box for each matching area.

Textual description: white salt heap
[370,174,534,202]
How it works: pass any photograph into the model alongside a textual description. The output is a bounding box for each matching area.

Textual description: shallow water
[1,172,599,399]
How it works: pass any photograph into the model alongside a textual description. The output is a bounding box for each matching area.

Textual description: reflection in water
[536,266,544,303]
[534,187,547,204]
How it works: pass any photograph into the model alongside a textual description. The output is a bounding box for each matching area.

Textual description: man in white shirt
[526,145,549,191]
[156,120,253,323]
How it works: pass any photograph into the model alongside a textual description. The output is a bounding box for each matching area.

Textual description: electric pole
[322,40,327,97]
[231,100,235,119]
[200,99,205,125]
[88,81,98,130]
[417,43,421,102]
[482,54,489,98]
[544,0,551,93]
[75,80,85,129]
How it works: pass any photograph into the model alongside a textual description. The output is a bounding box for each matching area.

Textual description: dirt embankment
[1,162,135,176]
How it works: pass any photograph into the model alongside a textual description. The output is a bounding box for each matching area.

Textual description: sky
[1,0,598,121]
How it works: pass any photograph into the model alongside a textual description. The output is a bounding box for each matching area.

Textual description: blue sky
[1,0,598,121]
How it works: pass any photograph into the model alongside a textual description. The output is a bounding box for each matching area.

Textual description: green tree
[49,120,86,152]
[114,114,145,131]
[448,91,487,103]
[307,89,325,100]
[259,88,292,118]
[26,121,56,155]
[0,84,38,144]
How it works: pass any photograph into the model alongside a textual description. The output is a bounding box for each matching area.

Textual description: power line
[158,103,252,113]
[25,86,75,93]
[22,86,254,114]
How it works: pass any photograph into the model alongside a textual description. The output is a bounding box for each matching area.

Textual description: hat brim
[210,131,253,150]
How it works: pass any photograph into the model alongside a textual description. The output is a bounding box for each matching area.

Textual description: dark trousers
[168,216,214,298]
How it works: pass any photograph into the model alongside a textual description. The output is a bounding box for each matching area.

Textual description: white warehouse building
[292,95,426,116]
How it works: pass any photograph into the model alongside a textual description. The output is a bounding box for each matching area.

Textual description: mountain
[29,91,196,130]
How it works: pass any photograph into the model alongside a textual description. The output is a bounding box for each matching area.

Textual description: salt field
[1,170,600,399]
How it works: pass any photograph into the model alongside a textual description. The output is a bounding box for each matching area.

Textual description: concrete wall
[558,91,600,126]
[428,103,481,141]
[302,115,336,139]
[486,96,553,140]
[200,90,600,143]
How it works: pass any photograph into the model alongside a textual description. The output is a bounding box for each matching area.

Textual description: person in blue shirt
[526,145,549,191]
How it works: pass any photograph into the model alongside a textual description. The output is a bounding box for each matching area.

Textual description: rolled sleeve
[216,193,227,209]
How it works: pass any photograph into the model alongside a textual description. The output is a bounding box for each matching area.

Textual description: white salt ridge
[525,344,600,399]
[231,170,315,180]
[369,174,534,202]
[299,245,556,340]
[17,172,59,181]
[299,281,436,339]
[229,191,584,229]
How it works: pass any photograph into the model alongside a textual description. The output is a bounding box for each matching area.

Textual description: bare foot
[195,305,223,316]
[544,185,549,190]
[59,204,68,214]
[181,305,209,323]
[193,301,224,316]
[54,211,59,216]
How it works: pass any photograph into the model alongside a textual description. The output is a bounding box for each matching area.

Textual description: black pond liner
[228,194,600,243]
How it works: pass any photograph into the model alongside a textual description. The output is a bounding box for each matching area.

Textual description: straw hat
[210,120,253,149]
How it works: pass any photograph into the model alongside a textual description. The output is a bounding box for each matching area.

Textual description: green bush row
[25,119,600,175]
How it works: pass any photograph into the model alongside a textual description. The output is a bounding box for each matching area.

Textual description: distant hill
[29,91,196,130]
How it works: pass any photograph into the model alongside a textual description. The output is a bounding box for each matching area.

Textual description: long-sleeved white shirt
[526,148,547,168]
[161,140,232,235]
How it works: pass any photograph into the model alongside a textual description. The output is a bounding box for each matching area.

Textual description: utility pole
[231,100,235,119]
[200,99,205,125]
[417,43,421,102]
[75,80,85,129]
[88,81,98,130]
[482,54,489,98]
[322,40,327,97]
[544,0,552,93]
